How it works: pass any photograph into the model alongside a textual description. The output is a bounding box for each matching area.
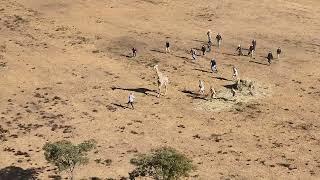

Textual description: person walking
[267,51,273,65]
[210,58,218,73]
[216,33,222,48]
[132,47,137,57]
[165,41,170,53]
[235,45,243,56]
[232,66,239,80]
[277,47,282,59]
[190,48,197,61]
[207,30,212,43]
[210,86,216,99]
[207,40,213,52]
[248,44,254,58]
[199,80,205,95]
[201,45,206,55]
[127,93,135,109]
[252,39,257,51]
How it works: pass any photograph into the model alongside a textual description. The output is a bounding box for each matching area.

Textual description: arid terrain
[0,0,320,179]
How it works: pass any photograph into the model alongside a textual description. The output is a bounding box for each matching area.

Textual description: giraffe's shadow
[111,86,157,96]
[180,90,207,100]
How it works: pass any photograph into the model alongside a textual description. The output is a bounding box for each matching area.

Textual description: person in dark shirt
[277,47,282,59]
[267,51,273,65]
[252,39,257,51]
[216,33,222,48]
[165,41,170,53]
[207,30,212,43]
[210,58,218,73]
[201,45,206,55]
[132,48,137,57]
[248,44,254,58]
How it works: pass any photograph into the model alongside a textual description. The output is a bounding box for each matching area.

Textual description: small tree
[43,139,96,180]
[129,147,196,180]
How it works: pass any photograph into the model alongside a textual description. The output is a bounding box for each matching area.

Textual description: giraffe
[153,65,169,98]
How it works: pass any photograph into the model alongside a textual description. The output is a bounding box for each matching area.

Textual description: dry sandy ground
[0,0,320,179]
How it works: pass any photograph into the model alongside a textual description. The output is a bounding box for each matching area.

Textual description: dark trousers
[128,102,134,109]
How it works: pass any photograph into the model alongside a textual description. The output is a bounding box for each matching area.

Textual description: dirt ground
[0,0,320,179]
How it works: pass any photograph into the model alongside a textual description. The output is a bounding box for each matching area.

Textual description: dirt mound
[196,79,271,112]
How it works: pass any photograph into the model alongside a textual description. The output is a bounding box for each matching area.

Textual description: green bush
[43,139,96,180]
[129,147,196,180]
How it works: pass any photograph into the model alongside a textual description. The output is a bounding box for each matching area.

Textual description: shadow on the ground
[120,53,133,58]
[213,76,231,81]
[224,83,237,90]
[111,86,156,96]
[111,103,128,109]
[249,60,269,66]
[193,68,211,74]
[0,166,38,180]
[150,49,165,54]
[180,90,207,100]
[173,54,190,60]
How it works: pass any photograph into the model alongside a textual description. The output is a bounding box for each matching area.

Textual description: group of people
[127,30,283,109]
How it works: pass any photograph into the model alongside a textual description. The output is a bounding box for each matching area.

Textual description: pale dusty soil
[0,0,320,179]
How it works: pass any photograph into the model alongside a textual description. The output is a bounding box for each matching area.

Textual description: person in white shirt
[127,93,135,109]
[232,66,239,80]
[199,80,205,95]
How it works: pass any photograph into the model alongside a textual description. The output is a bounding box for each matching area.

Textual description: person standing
[235,45,243,56]
[248,44,254,58]
[127,93,135,109]
[165,41,170,53]
[267,51,273,65]
[216,33,222,48]
[207,30,212,43]
[207,40,213,52]
[132,47,137,57]
[210,86,216,99]
[190,48,197,61]
[277,47,282,59]
[232,66,239,80]
[210,58,218,73]
[201,45,206,55]
[199,80,205,95]
[252,39,257,51]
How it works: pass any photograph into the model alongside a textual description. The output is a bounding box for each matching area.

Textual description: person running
[216,33,222,48]
[201,45,206,55]
[127,93,135,109]
[199,80,205,95]
[165,41,170,53]
[190,48,197,61]
[235,45,243,56]
[248,44,254,58]
[132,47,137,57]
[207,30,212,43]
[210,58,218,73]
[252,39,257,51]
[277,47,282,59]
[267,51,273,65]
